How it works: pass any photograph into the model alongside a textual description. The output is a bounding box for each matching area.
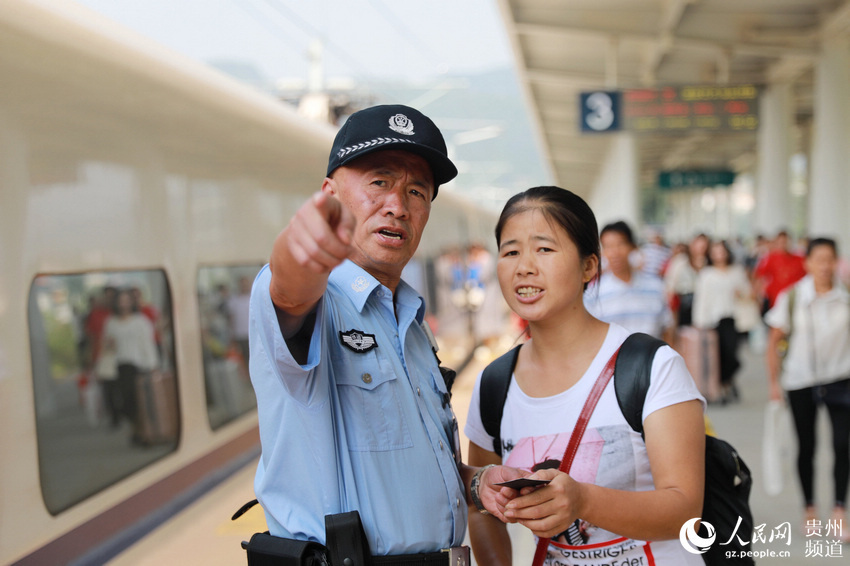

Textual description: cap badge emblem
[340,330,377,353]
[388,114,415,135]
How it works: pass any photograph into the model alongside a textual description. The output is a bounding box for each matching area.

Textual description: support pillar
[589,133,640,231]
[754,83,793,236]
[809,36,850,247]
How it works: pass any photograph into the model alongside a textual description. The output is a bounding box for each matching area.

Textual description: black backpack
[479,333,754,566]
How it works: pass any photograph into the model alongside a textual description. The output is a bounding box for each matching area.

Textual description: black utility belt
[372,547,469,566]
[240,509,469,566]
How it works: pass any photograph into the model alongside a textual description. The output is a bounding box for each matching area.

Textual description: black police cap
[326,104,458,199]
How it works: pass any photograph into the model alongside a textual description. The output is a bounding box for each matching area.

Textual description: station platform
[107,329,845,565]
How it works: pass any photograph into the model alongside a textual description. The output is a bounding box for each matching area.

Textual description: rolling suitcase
[135,369,179,445]
[677,326,721,403]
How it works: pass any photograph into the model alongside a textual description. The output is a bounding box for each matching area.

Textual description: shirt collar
[329,260,426,323]
[797,274,849,303]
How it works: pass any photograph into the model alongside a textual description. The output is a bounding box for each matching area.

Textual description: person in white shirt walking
[765,237,850,539]
[585,220,674,344]
[692,240,751,403]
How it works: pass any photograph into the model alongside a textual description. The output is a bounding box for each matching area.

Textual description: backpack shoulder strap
[480,345,521,457]
[787,286,796,339]
[614,333,666,436]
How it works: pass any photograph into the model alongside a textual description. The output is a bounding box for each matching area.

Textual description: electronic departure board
[623,85,759,132]
[580,85,759,133]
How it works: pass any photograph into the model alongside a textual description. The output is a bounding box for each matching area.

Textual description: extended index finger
[314,190,355,246]
[288,193,353,268]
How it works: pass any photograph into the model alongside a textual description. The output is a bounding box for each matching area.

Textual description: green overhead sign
[658,170,736,189]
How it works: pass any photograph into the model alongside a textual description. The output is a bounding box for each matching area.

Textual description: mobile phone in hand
[494,478,551,489]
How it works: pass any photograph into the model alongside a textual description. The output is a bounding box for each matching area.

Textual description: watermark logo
[679,518,716,554]
[678,516,844,560]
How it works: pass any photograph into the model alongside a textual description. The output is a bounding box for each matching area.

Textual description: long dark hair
[707,239,733,267]
[495,186,600,290]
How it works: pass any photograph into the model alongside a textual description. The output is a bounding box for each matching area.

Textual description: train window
[28,271,179,515]
[197,265,261,429]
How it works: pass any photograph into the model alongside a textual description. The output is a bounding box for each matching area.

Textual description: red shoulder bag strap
[531,346,621,566]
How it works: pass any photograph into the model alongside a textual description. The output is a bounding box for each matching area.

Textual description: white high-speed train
[0,2,496,564]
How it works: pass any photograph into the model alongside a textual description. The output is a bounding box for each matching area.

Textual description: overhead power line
[228,0,304,55]
[251,0,375,79]
[366,0,445,65]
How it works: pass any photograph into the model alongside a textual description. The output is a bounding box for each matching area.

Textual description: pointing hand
[286,191,356,274]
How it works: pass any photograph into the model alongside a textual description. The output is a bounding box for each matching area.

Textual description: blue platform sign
[580,91,621,133]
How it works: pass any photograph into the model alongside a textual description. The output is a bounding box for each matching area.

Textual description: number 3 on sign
[584,92,616,131]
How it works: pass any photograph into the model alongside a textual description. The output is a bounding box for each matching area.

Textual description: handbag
[733,297,761,333]
[94,350,118,380]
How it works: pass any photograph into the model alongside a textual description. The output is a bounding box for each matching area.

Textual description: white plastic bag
[762,400,791,496]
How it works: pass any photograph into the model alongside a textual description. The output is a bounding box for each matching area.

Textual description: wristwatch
[470,464,496,515]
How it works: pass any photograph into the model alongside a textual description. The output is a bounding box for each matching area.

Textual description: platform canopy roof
[498,0,850,199]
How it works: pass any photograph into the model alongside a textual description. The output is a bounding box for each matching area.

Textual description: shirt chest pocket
[334,349,413,451]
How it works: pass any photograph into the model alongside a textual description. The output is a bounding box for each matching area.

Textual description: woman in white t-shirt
[765,237,850,538]
[664,233,709,327]
[465,186,706,566]
[693,240,752,402]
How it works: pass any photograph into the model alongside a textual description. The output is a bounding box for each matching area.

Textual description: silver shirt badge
[339,330,377,353]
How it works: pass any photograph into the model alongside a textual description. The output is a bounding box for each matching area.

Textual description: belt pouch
[243,531,328,566]
[325,511,371,566]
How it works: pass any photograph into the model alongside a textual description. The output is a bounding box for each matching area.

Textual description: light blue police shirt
[249,261,466,556]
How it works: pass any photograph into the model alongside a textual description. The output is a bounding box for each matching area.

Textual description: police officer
[249,105,525,563]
